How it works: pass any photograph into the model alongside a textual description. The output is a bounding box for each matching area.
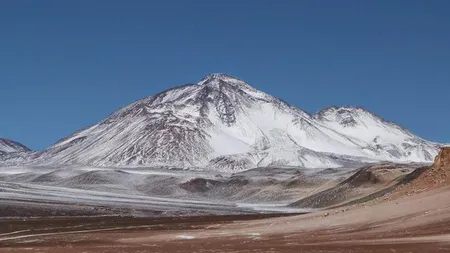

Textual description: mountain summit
[0,138,30,154]
[1,74,440,171]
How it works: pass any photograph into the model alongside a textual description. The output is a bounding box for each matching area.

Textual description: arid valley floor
[2,148,450,253]
[2,184,450,253]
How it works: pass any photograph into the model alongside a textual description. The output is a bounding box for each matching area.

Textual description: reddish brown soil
[2,189,450,253]
[2,149,450,252]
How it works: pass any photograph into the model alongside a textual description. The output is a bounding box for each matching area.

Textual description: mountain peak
[315,106,378,122]
[198,73,245,86]
[0,76,439,171]
[316,106,370,116]
[315,106,411,132]
[0,138,31,154]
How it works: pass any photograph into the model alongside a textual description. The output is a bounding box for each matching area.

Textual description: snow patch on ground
[176,235,195,240]
[236,203,317,213]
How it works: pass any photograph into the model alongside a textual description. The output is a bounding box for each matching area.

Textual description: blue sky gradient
[1,0,449,149]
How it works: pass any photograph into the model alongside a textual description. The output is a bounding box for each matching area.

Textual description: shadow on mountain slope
[289,163,426,208]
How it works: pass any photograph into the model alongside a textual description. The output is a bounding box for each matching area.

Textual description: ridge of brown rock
[433,146,450,169]
[393,147,450,198]
[426,147,450,187]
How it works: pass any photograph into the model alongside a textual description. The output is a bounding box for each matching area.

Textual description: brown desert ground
[1,148,450,253]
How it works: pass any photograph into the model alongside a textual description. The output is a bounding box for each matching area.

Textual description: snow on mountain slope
[0,138,30,154]
[315,106,437,162]
[0,74,440,171]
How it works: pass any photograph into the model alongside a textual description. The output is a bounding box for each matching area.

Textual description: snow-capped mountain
[0,138,30,154]
[0,74,440,171]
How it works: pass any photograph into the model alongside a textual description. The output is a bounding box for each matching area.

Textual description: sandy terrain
[2,149,450,252]
[1,184,450,252]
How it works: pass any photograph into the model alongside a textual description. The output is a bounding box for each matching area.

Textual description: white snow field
[0,165,326,216]
[0,74,440,172]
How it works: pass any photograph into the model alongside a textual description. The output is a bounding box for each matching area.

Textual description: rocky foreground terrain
[1,148,450,252]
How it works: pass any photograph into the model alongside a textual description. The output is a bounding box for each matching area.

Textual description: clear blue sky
[1,0,449,150]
